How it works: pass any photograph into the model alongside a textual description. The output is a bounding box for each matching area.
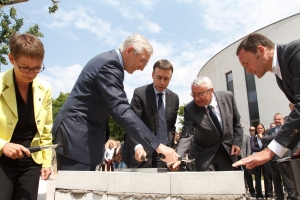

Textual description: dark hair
[255,123,265,135]
[9,33,44,61]
[153,59,173,73]
[236,33,275,55]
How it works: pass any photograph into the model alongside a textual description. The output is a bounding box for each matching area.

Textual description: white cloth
[104,148,114,160]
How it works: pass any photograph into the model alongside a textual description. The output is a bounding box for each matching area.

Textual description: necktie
[207,105,223,138]
[157,93,168,145]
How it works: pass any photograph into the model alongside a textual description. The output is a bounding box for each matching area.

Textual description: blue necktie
[208,105,223,138]
[157,93,168,145]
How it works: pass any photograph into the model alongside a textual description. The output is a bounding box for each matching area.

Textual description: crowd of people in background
[239,105,300,200]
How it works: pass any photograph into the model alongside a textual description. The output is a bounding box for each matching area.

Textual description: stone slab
[56,171,109,191]
[108,172,170,194]
[171,171,245,195]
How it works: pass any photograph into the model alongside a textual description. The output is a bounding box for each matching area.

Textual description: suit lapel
[147,84,158,128]
[32,79,45,120]
[1,68,18,117]
[214,92,226,137]
[165,89,171,129]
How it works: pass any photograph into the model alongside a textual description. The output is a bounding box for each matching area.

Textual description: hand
[170,160,181,171]
[293,147,300,157]
[2,143,31,159]
[155,144,180,164]
[135,146,147,162]
[231,145,240,156]
[40,167,52,180]
[257,134,263,139]
[232,148,275,169]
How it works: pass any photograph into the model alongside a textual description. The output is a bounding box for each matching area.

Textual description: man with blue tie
[123,59,179,168]
[262,113,297,200]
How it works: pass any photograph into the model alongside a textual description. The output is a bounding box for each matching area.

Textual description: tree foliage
[177,103,186,130]
[108,117,125,142]
[52,92,69,120]
[0,0,59,68]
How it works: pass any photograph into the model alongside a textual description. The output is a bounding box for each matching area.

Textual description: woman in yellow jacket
[0,33,53,200]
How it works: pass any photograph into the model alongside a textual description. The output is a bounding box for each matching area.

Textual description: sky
[2,0,300,109]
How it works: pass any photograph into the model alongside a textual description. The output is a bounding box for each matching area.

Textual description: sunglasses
[249,129,255,132]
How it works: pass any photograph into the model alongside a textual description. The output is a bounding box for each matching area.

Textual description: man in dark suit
[262,113,297,200]
[233,33,300,171]
[173,76,243,171]
[123,59,179,168]
[52,34,180,171]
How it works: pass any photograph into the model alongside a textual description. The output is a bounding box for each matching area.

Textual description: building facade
[198,13,300,129]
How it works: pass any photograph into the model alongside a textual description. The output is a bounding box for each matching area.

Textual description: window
[244,69,260,126]
[226,72,234,94]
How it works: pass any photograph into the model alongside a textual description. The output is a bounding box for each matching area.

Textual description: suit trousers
[57,153,96,171]
[206,149,233,171]
[253,166,264,198]
[0,162,41,200]
[268,160,297,199]
[242,165,255,194]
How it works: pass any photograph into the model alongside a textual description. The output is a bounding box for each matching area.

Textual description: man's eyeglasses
[190,88,211,98]
[16,63,45,73]
[249,129,255,132]
[140,58,147,66]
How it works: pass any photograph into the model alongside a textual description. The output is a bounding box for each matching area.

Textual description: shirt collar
[271,45,282,79]
[153,85,166,96]
[205,92,217,108]
[116,49,124,68]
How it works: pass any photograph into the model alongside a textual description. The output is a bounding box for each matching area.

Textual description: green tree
[0,0,59,68]
[52,92,69,120]
[108,117,125,142]
[178,103,186,128]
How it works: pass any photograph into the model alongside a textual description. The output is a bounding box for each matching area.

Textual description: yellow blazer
[0,68,53,167]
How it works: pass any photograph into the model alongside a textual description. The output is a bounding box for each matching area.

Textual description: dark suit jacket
[275,41,300,149]
[176,91,243,171]
[123,83,179,167]
[261,127,292,159]
[52,50,161,166]
[250,136,264,153]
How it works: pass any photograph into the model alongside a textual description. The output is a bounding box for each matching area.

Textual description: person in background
[104,143,114,171]
[170,132,181,150]
[269,123,275,129]
[262,113,297,200]
[250,123,273,200]
[0,33,52,200]
[113,141,126,169]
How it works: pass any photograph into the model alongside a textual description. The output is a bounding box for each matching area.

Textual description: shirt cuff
[268,140,289,157]
[134,144,143,152]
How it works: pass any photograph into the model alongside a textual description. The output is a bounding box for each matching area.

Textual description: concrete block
[170,171,245,195]
[56,171,109,191]
[108,172,170,194]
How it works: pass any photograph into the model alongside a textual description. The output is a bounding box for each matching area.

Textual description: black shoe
[250,193,256,198]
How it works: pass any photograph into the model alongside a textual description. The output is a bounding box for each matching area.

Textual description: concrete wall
[198,13,300,129]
